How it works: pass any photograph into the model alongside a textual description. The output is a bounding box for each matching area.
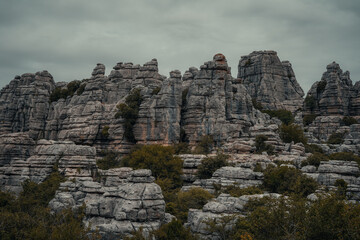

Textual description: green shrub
[279,123,307,144]
[262,109,294,125]
[194,135,214,154]
[327,132,346,144]
[151,87,161,95]
[255,135,275,155]
[316,80,327,93]
[123,145,183,199]
[329,152,360,166]
[252,98,263,111]
[101,125,110,139]
[304,95,316,112]
[96,151,121,170]
[151,219,198,240]
[197,153,228,179]
[301,152,329,168]
[304,143,324,154]
[263,166,318,197]
[115,88,143,143]
[166,187,213,222]
[342,116,357,126]
[173,142,191,154]
[182,88,189,106]
[221,185,263,197]
[0,170,98,239]
[234,194,360,240]
[334,179,348,199]
[303,114,317,126]
[49,80,83,102]
[77,84,86,95]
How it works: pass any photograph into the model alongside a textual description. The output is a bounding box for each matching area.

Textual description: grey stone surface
[238,51,304,112]
[49,169,168,238]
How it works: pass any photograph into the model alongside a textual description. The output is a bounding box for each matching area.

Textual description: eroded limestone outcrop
[238,51,304,112]
[49,169,169,239]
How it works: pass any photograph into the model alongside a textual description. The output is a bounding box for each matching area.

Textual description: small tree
[197,153,228,179]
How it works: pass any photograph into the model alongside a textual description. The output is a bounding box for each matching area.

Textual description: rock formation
[50,169,169,239]
[238,51,304,112]
[304,62,356,116]
[0,71,55,139]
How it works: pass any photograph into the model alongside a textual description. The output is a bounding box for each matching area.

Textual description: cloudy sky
[0,0,359,92]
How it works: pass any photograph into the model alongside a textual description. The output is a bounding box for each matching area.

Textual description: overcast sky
[0,0,359,92]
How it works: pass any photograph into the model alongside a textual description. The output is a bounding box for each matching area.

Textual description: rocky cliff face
[0,71,55,139]
[182,53,267,146]
[238,51,304,112]
[304,62,356,115]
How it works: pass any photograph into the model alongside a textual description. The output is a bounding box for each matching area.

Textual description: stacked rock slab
[238,51,304,112]
[303,62,360,143]
[304,62,356,116]
[134,70,182,144]
[302,160,360,201]
[182,53,264,146]
[183,166,263,194]
[0,133,97,194]
[49,169,168,239]
[186,193,281,239]
[0,71,55,139]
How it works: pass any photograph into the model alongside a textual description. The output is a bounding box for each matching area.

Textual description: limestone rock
[50,169,168,238]
[186,193,281,239]
[0,71,55,139]
[238,51,304,112]
[0,135,97,194]
[182,53,264,146]
[304,62,356,116]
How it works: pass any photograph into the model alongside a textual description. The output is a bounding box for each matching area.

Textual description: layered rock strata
[302,160,360,201]
[49,169,168,238]
[0,71,55,139]
[304,62,357,116]
[238,51,304,112]
[0,133,97,194]
[186,193,281,239]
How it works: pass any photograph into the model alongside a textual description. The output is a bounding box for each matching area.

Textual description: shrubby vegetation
[316,80,327,93]
[303,114,317,126]
[252,98,263,111]
[197,153,228,179]
[151,87,161,95]
[101,125,110,139]
[304,95,316,112]
[0,171,99,239]
[301,152,329,168]
[327,131,346,144]
[115,88,143,143]
[255,135,274,155]
[122,145,183,202]
[217,185,263,198]
[96,151,121,170]
[329,152,360,166]
[263,166,318,197]
[279,123,307,144]
[49,80,85,102]
[304,143,324,154]
[262,109,294,125]
[166,187,213,222]
[342,116,358,126]
[194,135,215,154]
[231,194,360,240]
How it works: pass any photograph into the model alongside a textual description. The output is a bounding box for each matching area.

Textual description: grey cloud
[0,0,359,93]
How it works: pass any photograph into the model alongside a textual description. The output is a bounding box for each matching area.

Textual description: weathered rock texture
[186,193,281,239]
[50,169,168,239]
[183,166,263,194]
[238,51,304,112]
[304,62,358,116]
[302,160,360,201]
[182,53,267,146]
[0,71,55,139]
[0,133,97,194]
